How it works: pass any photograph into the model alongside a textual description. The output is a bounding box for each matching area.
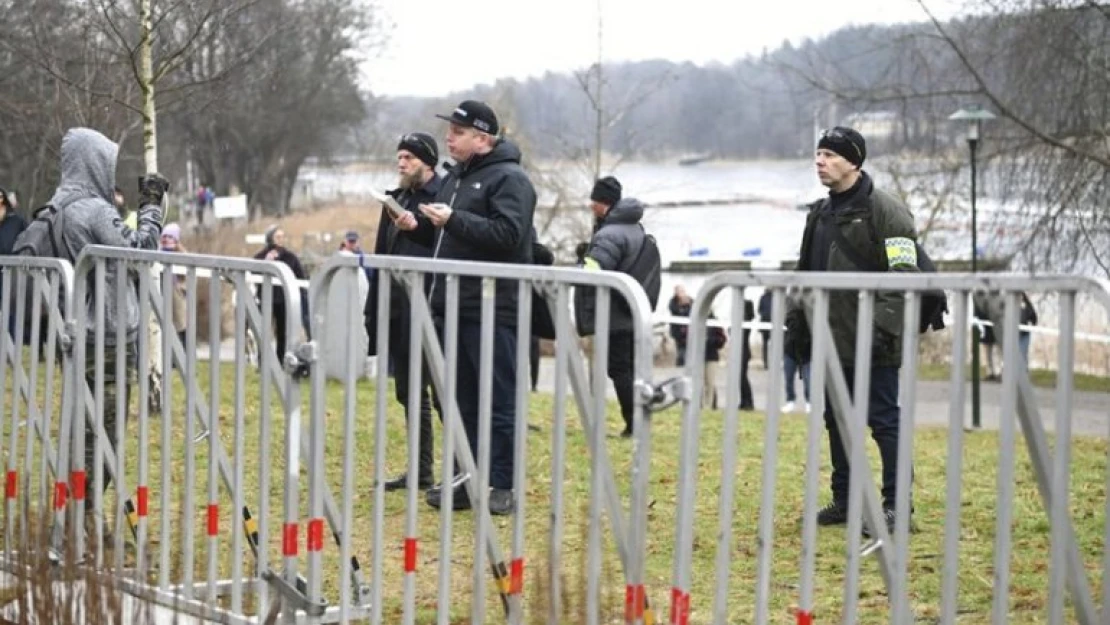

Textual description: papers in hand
[368,188,406,220]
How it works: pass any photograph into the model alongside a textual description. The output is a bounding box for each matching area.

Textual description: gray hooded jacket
[51,128,163,345]
[578,198,649,333]
[586,198,647,273]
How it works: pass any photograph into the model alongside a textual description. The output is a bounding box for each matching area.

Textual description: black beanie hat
[397,132,439,168]
[590,176,622,206]
[817,126,867,168]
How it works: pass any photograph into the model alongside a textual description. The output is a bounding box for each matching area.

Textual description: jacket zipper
[428,177,462,305]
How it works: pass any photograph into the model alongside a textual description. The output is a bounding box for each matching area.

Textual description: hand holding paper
[394,211,417,231]
[368,188,406,220]
[419,203,453,227]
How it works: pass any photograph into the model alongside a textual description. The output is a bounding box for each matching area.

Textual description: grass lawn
[2,359,1107,624]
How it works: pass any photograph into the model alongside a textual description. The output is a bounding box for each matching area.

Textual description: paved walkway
[533,358,1110,438]
[197,341,1108,438]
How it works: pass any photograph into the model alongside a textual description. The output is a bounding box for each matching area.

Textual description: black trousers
[824,366,907,509]
[607,331,635,433]
[272,297,310,363]
[390,311,434,481]
[84,345,133,509]
[529,335,540,392]
[739,338,753,409]
[435,320,518,490]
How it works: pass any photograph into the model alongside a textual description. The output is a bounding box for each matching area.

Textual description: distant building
[845,111,898,141]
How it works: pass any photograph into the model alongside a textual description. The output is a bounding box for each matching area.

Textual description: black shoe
[739,403,756,412]
[816,501,848,526]
[488,489,514,516]
[426,474,472,511]
[862,508,899,539]
[383,473,434,492]
[619,427,633,439]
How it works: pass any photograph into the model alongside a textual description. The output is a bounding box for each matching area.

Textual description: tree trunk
[593,0,603,181]
[139,0,158,174]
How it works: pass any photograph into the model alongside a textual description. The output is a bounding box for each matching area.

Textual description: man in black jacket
[786,127,918,538]
[393,100,536,516]
[366,131,442,492]
[578,176,654,437]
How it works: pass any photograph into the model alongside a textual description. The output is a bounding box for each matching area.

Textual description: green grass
[917,363,1110,393]
[1,357,1107,623]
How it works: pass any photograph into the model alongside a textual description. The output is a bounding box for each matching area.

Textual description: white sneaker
[805,402,812,414]
[781,401,796,413]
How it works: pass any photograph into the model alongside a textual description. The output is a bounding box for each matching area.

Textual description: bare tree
[777,1,1110,275]
[0,0,378,217]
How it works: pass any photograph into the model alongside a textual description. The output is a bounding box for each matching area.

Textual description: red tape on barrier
[137,486,149,516]
[796,609,813,625]
[670,587,690,625]
[510,558,524,595]
[404,538,417,573]
[53,482,66,509]
[71,471,86,501]
[307,518,324,552]
[207,504,219,536]
[282,523,298,556]
[5,471,16,499]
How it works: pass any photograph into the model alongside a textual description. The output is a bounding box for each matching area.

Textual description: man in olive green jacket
[786,126,918,538]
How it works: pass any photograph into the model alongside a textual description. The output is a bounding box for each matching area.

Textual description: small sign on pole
[214,194,248,220]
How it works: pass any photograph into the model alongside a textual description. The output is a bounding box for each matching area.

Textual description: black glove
[784,308,811,364]
[575,242,589,264]
[137,173,170,208]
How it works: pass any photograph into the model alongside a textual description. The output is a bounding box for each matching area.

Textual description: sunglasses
[820,128,863,163]
[400,134,436,160]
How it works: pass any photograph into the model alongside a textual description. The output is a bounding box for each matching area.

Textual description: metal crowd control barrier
[63,245,321,624]
[0,258,76,570]
[667,271,1110,625]
[305,254,657,625]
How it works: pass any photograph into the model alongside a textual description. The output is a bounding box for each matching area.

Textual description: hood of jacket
[49,128,118,211]
[597,198,645,228]
[453,138,523,175]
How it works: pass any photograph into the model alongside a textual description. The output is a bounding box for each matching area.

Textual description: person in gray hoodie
[579,176,653,437]
[50,128,167,516]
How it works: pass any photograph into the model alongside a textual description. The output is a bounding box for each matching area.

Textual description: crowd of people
[0,103,1045,547]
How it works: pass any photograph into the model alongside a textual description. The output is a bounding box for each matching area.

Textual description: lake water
[296,158,1107,328]
[300,159,950,311]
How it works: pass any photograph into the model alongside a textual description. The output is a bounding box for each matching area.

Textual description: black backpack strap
[623,226,650,273]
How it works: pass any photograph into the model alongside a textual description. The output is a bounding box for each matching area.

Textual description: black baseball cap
[435,100,500,136]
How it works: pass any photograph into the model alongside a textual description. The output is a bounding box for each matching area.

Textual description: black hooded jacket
[402,139,537,326]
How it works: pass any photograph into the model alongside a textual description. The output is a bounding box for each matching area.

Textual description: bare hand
[393,211,417,231]
[266,249,279,261]
[419,203,453,228]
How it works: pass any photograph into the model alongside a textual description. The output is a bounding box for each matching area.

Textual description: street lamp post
[949,106,996,429]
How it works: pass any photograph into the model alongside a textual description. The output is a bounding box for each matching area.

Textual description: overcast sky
[362,0,961,97]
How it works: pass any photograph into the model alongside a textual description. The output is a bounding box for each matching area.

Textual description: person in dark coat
[579,176,655,437]
[530,238,555,392]
[668,285,693,367]
[785,126,919,537]
[702,312,727,410]
[366,131,442,492]
[392,100,537,516]
[738,299,755,410]
[757,289,773,369]
[254,226,309,363]
[0,186,28,339]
